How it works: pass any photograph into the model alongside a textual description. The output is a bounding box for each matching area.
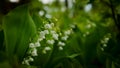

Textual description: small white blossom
[38,38,43,41]
[52,34,59,40]
[22,59,30,65]
[44,23,52,29]
[43,47,51,54]
[104,37,109,43]
[50,30,56,34]
[9,0,19,3]
[39,31,46,39]
[29,43,35,48]
[51,23,54,27]
[39,10,44,16]
[64,30,71,35]
[103,44,107,47]
[101,48,104,51]
[47,39,55,45]
[61,35,69,41]
[101,40,105,44]
[28,56,34,62]
[84,4,92,12]
[31,48,38,56]
[58,41,65,46]
[70,24,75,28]
[44,46,51,51]
[34,42,40,47]
[44,30,49,34]
[59,46,63,50]
[86,24,91,29]
[45,14,52,19]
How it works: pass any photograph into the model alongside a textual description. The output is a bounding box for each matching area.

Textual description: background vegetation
[0,0,120,68]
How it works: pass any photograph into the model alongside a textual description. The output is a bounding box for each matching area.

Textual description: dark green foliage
[3,4,36,63]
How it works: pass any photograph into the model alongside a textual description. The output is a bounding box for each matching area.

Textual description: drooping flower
[44,30,49,34]
[61,35,68,41]
[64,30,72,35]
[22,58,30,65]
[44,23,52,29]
[52,33,59,40]
[39,31,46,39]
[42,46,51,54]
[58,46,63,50]
[58,41,65,46]
[47,39,55,45]
[29,43,35,48]
[28,56,34,62]
[44,46,51,51]
[31,48,38,56]
[34,41,41,47]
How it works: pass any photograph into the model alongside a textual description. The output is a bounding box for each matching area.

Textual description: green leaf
[3,4,36,62]
[31,12,43,29]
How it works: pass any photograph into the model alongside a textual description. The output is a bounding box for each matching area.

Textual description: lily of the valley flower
[44,23,52,29]
[31,48,38,56]
[61,35,68,41]
[47,39,55,45]
[52,33,59,40]
[58,41,65,46]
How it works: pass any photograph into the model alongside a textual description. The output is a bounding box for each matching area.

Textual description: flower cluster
[100,33,111,51]
[22,40,40,65]
[22,21,74,65]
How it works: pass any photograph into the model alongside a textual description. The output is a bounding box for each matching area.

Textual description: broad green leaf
[3,4,36,62]
[31,12,43,29]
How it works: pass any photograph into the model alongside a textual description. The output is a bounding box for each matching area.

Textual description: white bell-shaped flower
[58,41,65,46]
[34,41,41,47]
[31,48,38,56]
[44,46,51,51]
[29,43,35,48]
[44,23,52,29]
[61,35,69,41]
[52,33,59,40]
[64,30,71,35]
[47,39,55,45]
[59,46,63,50]
[44,30,49,34]
[28,56,34,62]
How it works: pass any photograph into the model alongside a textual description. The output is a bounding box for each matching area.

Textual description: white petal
[44,46,51,51]
[103,44,107,47]
[44,24,52,29]
[29,43,35,48]
[58,41,65,46]
[52,34,59,40]
[31,48,38,56]
[47,39,55,45]
[61,35,68,41]
[28,56,34,61]
[64,30,71,35]
[35,42,41,47]
[50,30,56,34]
[39,31,46,39]
[44,30,49,34]
[9,0,19,3]
[59,46,63,50]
